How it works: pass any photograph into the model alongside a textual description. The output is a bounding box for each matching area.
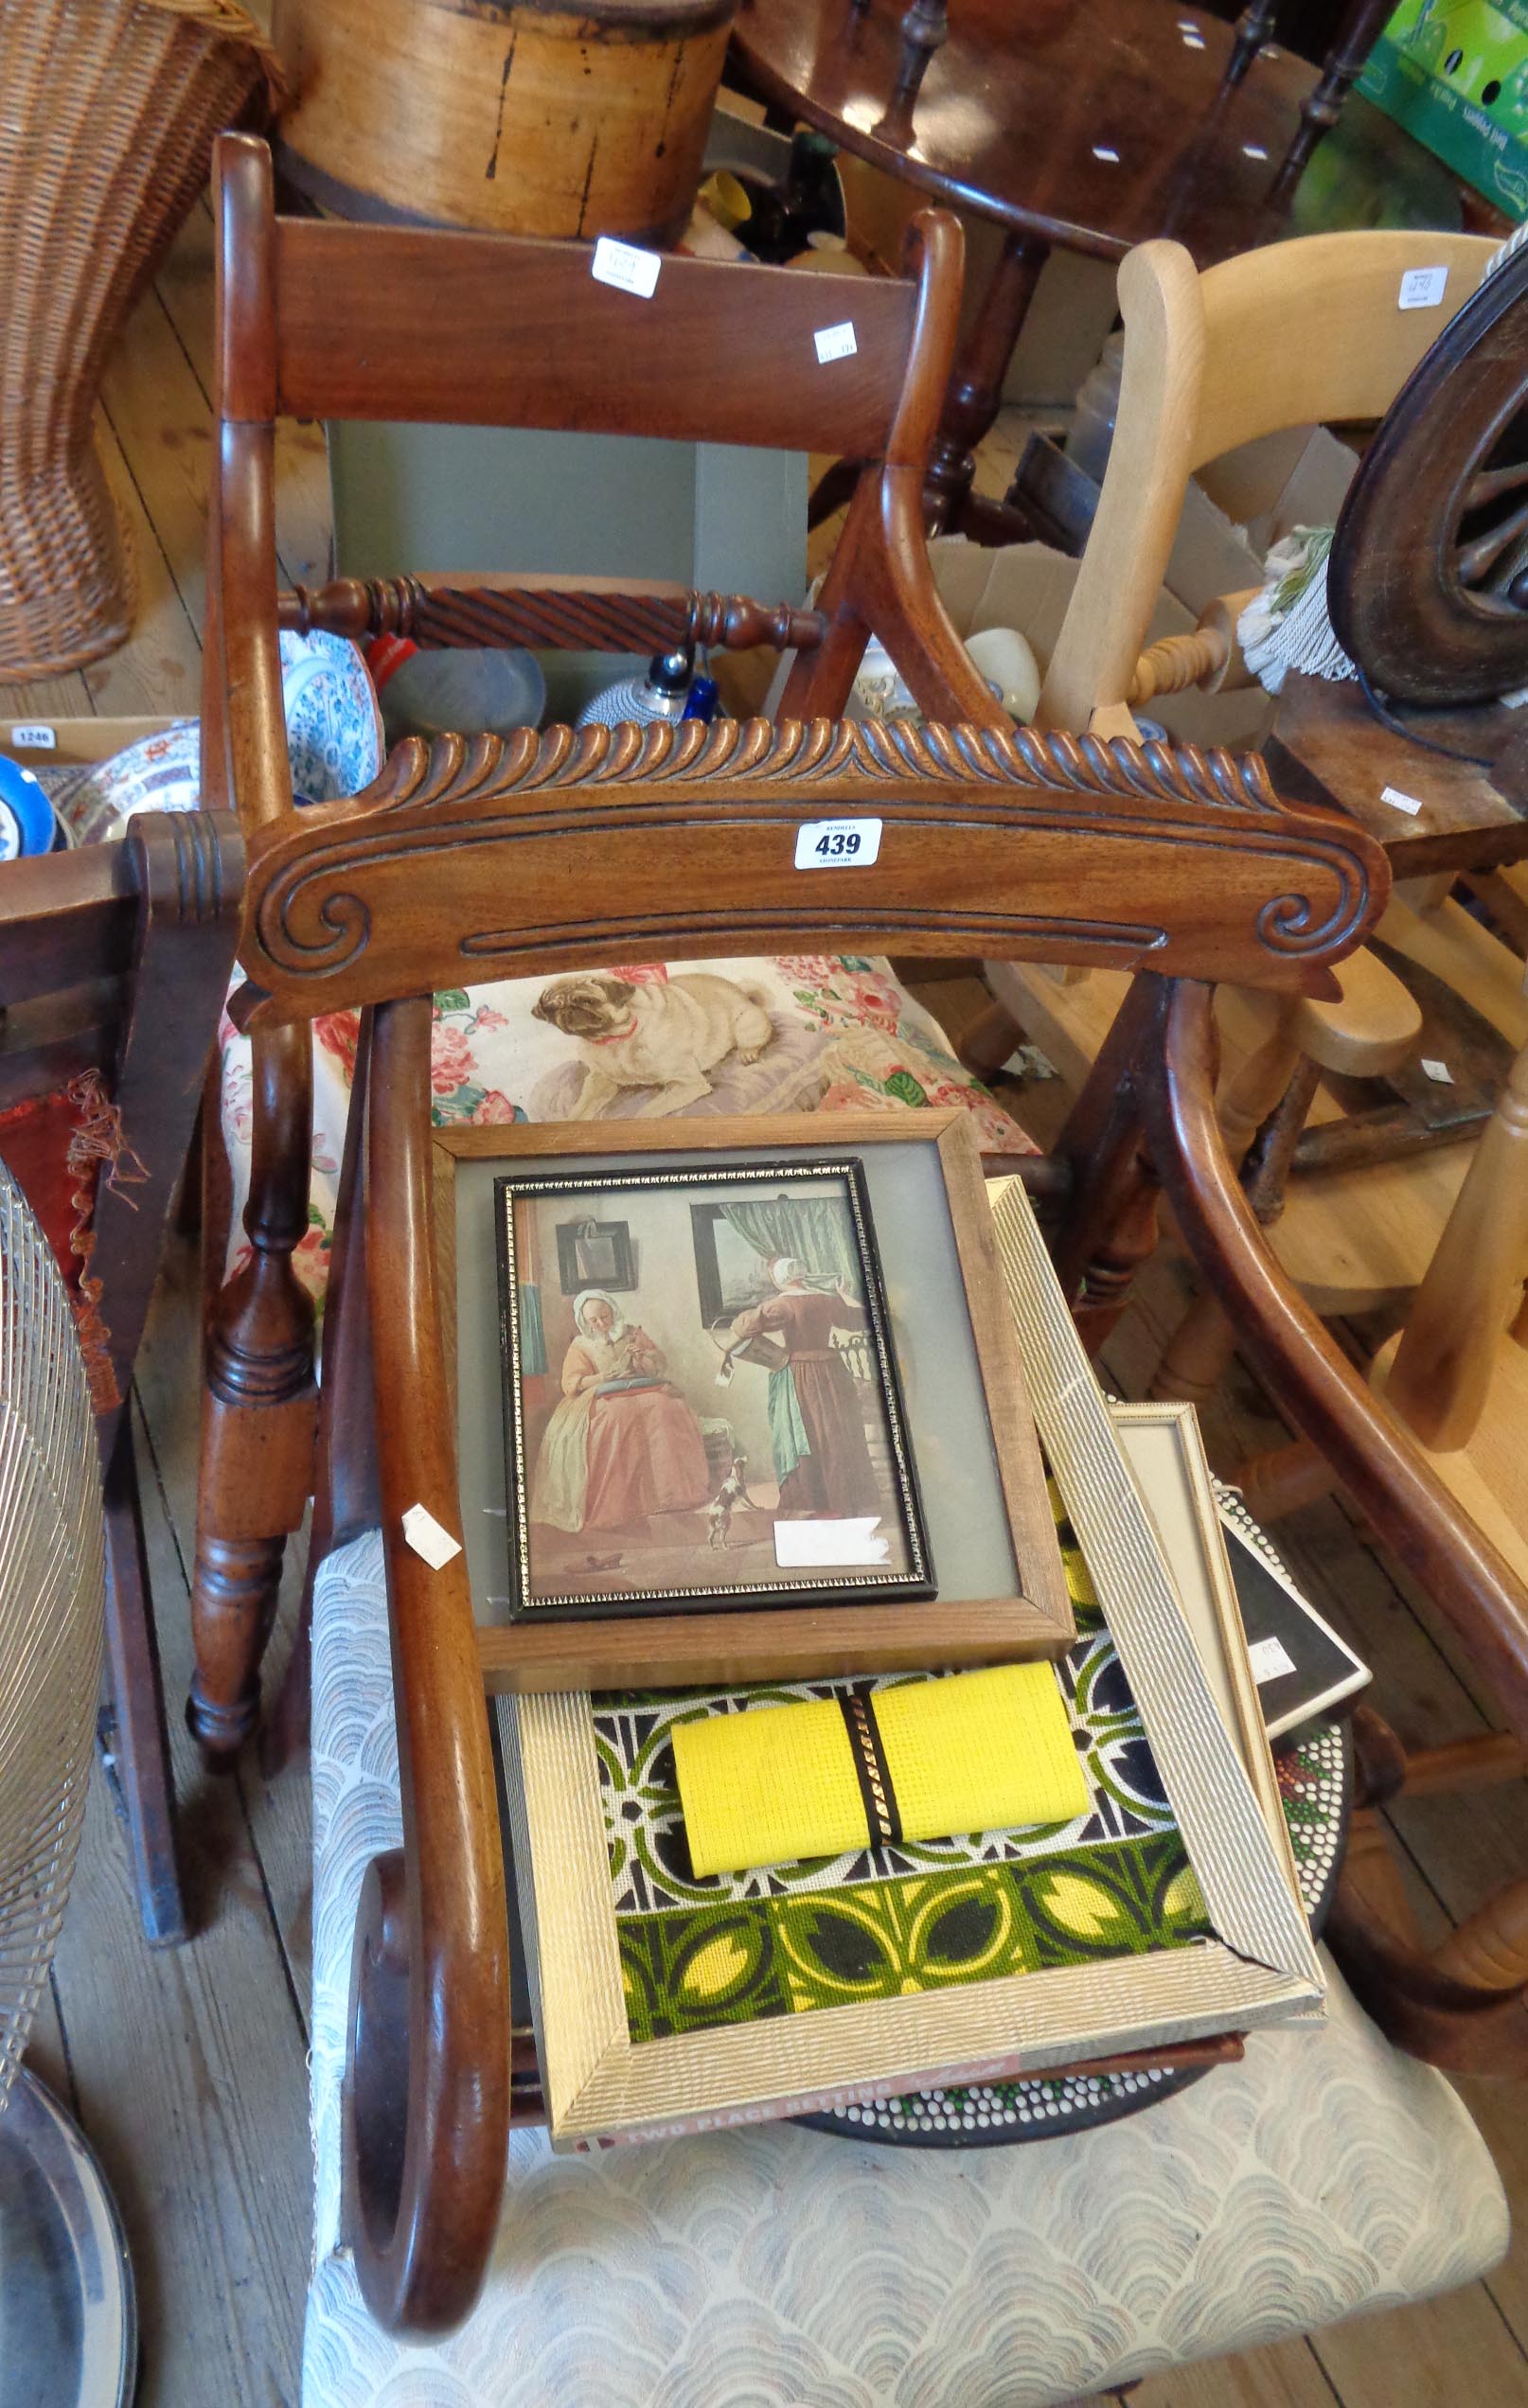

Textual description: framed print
[433,1111,1074,1691]
[496,1158,933,1620]
[492,1176,1323,2151]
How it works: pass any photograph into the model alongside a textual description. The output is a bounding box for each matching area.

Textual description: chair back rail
[230,717,1389,1030]
[276,573,826,660]
[204,131,998,851]
[269,217,920,452]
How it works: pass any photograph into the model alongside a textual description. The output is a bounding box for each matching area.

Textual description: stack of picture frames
[433,1110,1324,2150]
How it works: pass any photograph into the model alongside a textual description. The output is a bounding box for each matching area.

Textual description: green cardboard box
[1359,0,1528,219]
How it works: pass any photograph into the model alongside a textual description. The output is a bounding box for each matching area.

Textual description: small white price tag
[1380,783,1425,816]
[1398,265,1449,310]
[774,1516,889,1568]
[1421,1057,1454,1085]
[591,236,662,299]
[401,1502,462,1569]
[794,816,881,869]
[814,320,858,363]
[9,722,55,749]
[1247,1635,1297,1685]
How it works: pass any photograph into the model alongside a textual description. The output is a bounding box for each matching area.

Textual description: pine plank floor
[4,205,1526,2408]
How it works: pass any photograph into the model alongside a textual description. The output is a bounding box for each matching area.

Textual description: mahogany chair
[190,129,1007,1764]
[217,687,1528,2338]
[0,813,243,1942]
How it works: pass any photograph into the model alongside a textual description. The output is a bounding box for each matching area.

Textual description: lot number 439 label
[794,816,882,868]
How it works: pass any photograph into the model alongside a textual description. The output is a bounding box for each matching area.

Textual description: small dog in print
[533,971,774,1118]
[706,1455,758,1550]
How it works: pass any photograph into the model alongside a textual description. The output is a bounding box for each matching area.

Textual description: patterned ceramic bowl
[278,629,384,806]
[37,634,383,844]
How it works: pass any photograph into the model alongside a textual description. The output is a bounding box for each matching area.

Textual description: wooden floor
[6,207,1528,2408]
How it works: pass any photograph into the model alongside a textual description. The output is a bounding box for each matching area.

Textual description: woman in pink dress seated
[726,1255,879,1518]
[530,1287,709,1533]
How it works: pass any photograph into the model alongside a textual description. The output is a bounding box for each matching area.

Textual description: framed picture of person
[434,1112,1075,1691]
[497,1158,933,1620]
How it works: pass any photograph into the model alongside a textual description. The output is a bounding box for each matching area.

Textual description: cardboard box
[2,716,182,771]
[1359,0,1528,221]
[925,418,1360,752]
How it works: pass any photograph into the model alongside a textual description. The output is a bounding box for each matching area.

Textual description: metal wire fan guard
[0,1162,136,2405]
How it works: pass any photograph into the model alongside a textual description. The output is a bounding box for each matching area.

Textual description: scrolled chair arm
[1146,974,1528,1734]
[342,993,514,2333]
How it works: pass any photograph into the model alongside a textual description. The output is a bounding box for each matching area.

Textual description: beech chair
[1208,1027,1528,2082]
[968,228,1513,1385]
[218,685,1528,2382]
[0,813,243,1943]
[190,130,1013,1765]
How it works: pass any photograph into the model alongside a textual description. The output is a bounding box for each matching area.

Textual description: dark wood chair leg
[924,230,1050,538]
[956,994,1028,1079]
[102,1414,187,1947]
[188,1021,319,1764]
[258,1014,377,1782]
[1268,0,1393,201]
[1043,977,1168,1352]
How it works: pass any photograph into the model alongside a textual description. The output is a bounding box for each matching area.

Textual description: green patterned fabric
[595,1483,1217,2045]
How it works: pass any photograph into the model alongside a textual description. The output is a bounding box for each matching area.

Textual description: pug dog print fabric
[532,972,776,1118]
[215,956,1034,1301]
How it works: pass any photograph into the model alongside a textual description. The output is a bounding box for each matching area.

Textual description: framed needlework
[485,1177,1324,2151]
[434,1111,1074,1691]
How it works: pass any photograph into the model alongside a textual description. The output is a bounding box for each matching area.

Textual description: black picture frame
[494,1157,934,1622]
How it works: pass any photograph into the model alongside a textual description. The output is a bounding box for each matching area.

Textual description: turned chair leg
[957,994,1028,1079]
[188,1025,318,1763]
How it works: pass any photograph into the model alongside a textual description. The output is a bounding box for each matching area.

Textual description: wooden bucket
[272,0,737,241]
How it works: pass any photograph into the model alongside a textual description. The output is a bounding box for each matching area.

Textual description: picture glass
[496,1161,933,1618]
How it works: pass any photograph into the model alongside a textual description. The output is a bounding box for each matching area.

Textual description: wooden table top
[732,0,1464,262]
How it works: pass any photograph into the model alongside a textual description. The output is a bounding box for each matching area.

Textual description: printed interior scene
[507,1169,921,1605]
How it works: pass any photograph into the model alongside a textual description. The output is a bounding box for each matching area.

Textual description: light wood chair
[969,228,1513,1377]
[1239,1034,1528,1567]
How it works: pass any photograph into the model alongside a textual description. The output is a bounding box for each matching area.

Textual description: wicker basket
[0,0,281,682]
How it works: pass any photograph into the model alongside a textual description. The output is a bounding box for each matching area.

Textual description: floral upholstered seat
[216,955,1033,1293]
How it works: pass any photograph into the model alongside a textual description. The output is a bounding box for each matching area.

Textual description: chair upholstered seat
[303,1532,1510,2408]
[218,955,1033,1295]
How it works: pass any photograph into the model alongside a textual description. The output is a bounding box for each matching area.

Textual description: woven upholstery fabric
[672,1664,1088,1878]
[218,955,1035,1300]
[303,1531,1509,2408]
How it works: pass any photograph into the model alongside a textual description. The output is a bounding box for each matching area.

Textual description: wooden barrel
[272,0,737,241]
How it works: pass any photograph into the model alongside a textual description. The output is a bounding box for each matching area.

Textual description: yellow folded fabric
[671,1664,1089,1878]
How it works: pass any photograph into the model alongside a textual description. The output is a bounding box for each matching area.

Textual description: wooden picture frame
[496,1155,936,1620]
[432,1110,1074,1691]
[489,1177,1324,2151]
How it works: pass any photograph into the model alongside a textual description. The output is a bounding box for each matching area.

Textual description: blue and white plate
[37,634,383,846]
[279,629,385,806]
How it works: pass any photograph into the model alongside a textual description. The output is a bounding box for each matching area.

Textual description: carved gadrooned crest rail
[234,716,1389,1026]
